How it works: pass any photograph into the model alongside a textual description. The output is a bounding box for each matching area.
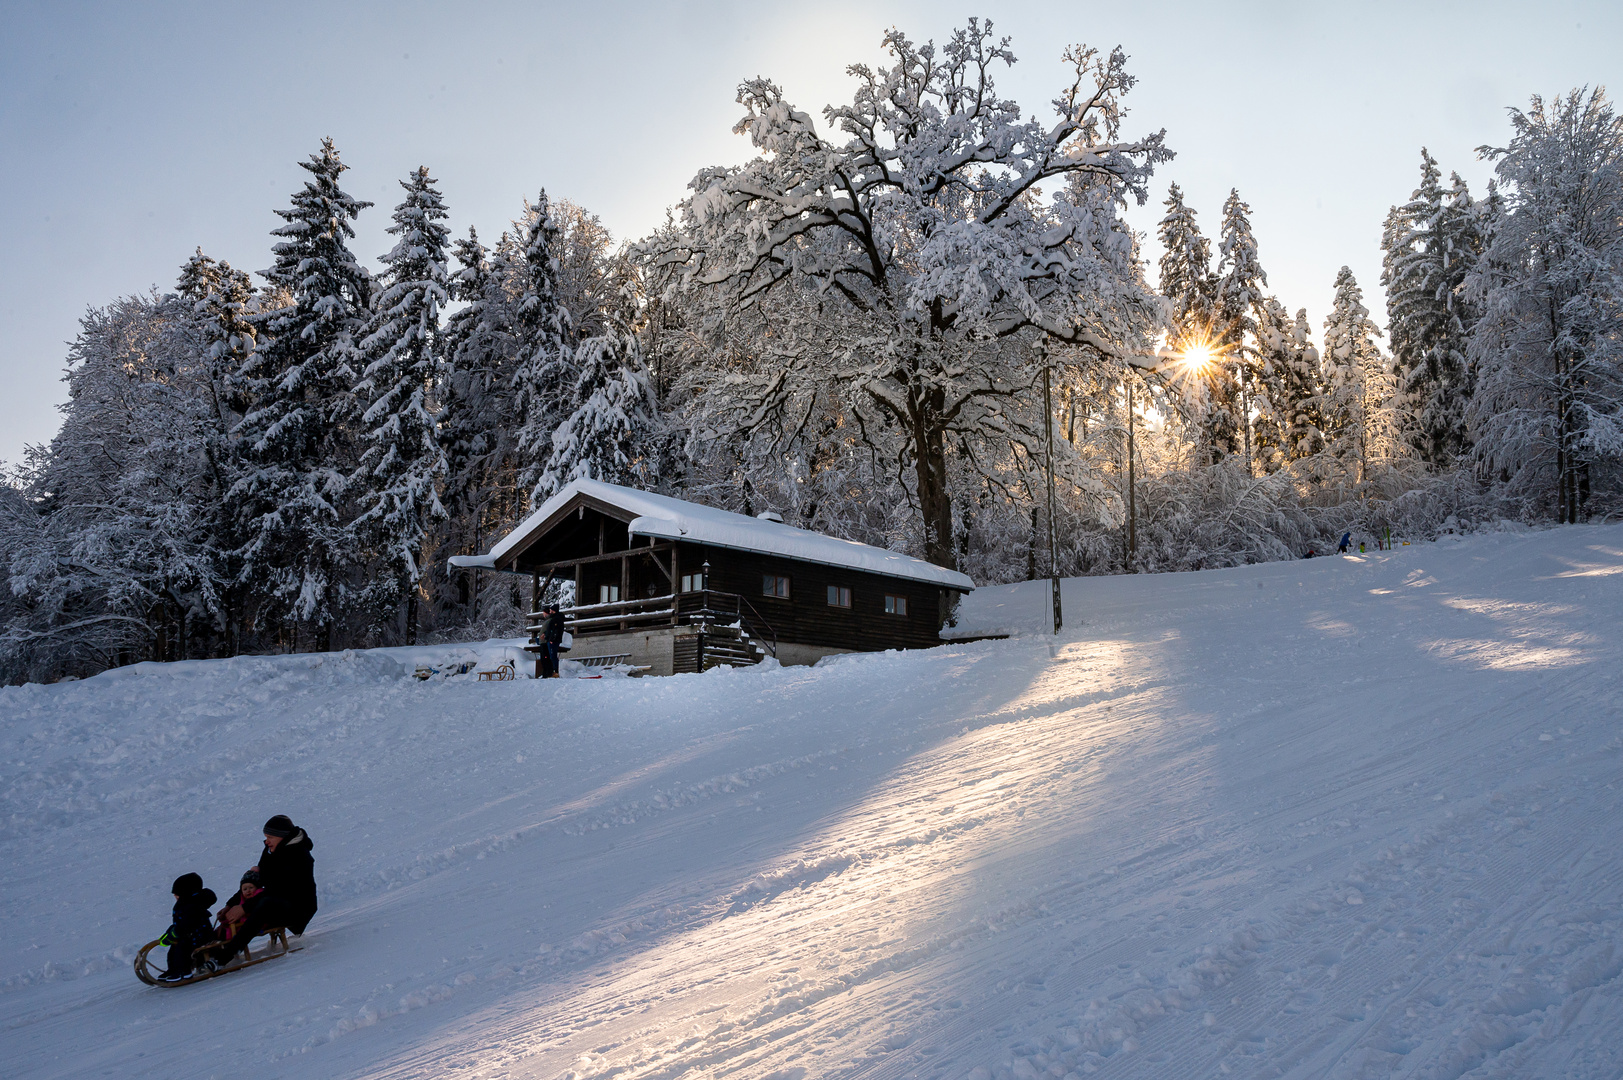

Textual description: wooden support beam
[521,543,675,575]
[643,545,674,584]
[620,555,630,631]
[670,547,680,627]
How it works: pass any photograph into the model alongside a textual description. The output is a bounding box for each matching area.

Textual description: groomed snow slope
[3,525,1622,1080]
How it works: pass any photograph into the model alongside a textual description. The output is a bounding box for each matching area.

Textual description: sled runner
[133,928,299,987]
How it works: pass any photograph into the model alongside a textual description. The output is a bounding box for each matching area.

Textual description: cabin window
[884,594,908,616]
[599,584,621,604]
[762,574,791,599]
[680,573,704,593]
[827,585,851,608]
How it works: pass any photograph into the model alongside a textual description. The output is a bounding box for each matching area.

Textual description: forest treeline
[3,22,1621,683]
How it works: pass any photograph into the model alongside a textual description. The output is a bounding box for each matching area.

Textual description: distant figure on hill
[1338,532,1352,553]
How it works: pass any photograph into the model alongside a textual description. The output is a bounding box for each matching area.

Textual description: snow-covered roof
[473,478,974,591]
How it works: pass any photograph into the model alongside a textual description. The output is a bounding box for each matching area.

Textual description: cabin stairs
[674,622,770,672]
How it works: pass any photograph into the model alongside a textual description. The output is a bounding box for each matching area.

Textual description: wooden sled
[134,928,299,987]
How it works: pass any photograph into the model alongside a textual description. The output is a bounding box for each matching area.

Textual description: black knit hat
[239,868,262,886]
[171,872,203,896]
[263,814,295,839]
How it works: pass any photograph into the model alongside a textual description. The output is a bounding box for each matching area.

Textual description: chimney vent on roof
[756,511,785,524]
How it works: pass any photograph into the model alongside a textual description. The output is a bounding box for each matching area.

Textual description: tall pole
[1126,374,1137,572]
[1043,353,1063,634]
[1241,371,1253,476]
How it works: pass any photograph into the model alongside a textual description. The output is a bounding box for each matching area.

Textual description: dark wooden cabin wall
[678,542,948,652]
[505,496,962,653]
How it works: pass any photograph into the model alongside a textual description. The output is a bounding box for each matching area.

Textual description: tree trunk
[1027,507,1038,581]
[910,390,956,570]
[406,590,419,646]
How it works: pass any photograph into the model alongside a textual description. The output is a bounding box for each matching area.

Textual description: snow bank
[3,525,1622,1079]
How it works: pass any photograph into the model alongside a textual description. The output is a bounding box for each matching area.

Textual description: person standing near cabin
[541,605,565,679]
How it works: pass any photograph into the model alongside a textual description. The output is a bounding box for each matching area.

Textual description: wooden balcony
[527,589,778,661]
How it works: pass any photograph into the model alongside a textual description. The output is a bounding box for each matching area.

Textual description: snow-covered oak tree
[647,20,1169,568]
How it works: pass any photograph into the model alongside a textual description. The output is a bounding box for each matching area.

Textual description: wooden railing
[677,590,779,659]
[526,589,777,658]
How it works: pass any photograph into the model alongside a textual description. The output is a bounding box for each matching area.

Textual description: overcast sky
[3,0,1618,469]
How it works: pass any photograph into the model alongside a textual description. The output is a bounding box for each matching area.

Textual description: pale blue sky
[3,0,1618,467]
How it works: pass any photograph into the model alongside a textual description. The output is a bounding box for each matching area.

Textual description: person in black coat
[161,872,218,980]
[540,604,565,678]
[213,815,317,963]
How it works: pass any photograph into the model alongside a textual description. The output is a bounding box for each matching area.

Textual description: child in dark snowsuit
[162,873,218,981]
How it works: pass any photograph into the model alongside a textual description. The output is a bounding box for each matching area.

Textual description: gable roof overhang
[454,479,976,592]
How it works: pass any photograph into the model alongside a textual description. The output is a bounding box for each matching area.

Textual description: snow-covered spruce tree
[1157,183,1216,331]
[441,227,523,525]
[537,264,660,499]
[1320,267,1400,486]
[355,166,452,643]
[1381,149,1488,468]
[1157,184,1231,463]
[436,227,521,623]
[1252,298,1325,469]
[1468,88,1623,521]
[232,138,372,650]
[511,191,576,502]
[647,22,1169,569]
[1214,189,1268,469]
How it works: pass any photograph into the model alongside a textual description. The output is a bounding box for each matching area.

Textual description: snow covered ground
[3,524,1622,1080]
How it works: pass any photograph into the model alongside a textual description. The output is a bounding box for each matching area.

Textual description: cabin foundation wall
[567,627,688,677]
[567,627,851,676]
[775,642,853,667]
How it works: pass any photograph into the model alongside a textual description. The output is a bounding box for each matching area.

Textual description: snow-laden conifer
[511,191,575,502]
[1157,183,1215,332]
[1252,298,1325,468]
[1214,189,1268,468]
[354,166,452,642]
[1321,267,1399,484]
[231,138,372,648]
[1381,150,1487,467]
[1158,184,1233,464]
[1468,88,1623,521]
[538,269,658,499]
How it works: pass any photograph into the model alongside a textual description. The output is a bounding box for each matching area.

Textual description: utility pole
[1043,350,1063,634]
[1125,374,1137,572]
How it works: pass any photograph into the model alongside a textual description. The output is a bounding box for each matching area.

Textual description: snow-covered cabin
[449,479,975,675]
